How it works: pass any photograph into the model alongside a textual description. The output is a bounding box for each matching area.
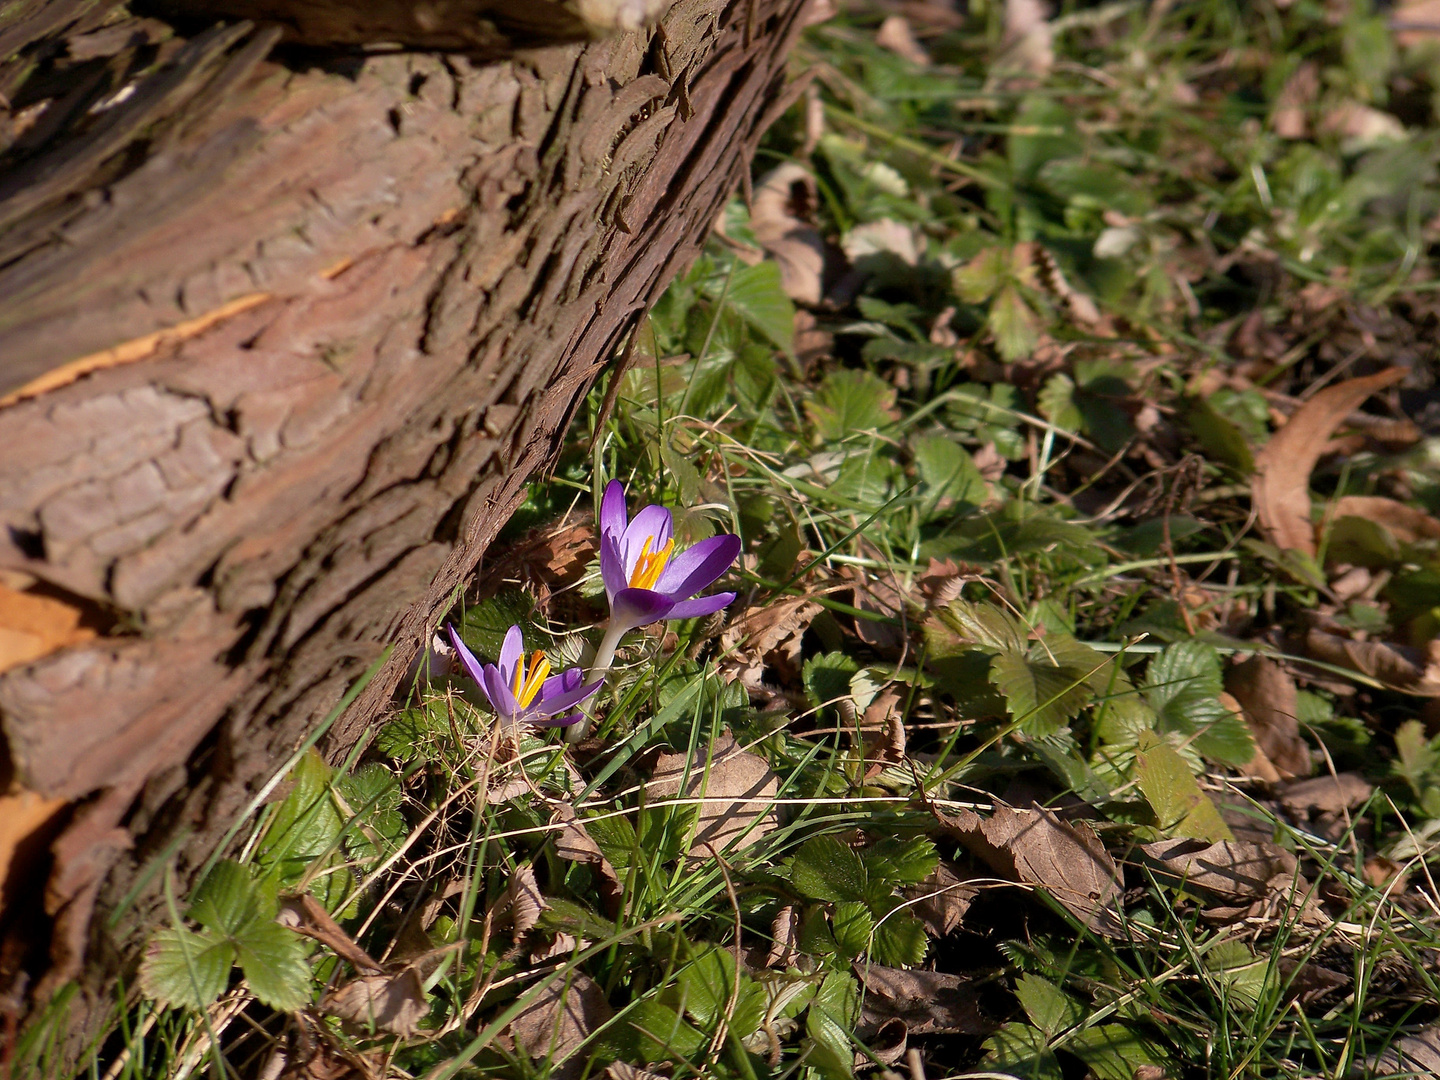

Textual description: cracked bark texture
[0,0,808,1056]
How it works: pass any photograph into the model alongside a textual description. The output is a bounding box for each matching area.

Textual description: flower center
[628,535,674,591]
[511,649,551,708]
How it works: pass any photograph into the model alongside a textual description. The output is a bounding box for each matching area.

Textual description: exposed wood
[0,0,810,1057]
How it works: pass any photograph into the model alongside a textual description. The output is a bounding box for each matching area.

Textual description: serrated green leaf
[804,650,861,710]
[1134,731,1233,841]
[912,433,986,516]
[871,906,929,967]
[139,927,235,1010]
[864,837,938,886]
[1144,642,1255,767]
[806,970,859,1080]
[1038,374,1082,434]
[235,918,311,1011]
[791,836,869,903]
[805,369,896,442]
[928,599,1026,654]
[674,948,765,1039]
[1015,974,1083,1038]
[374,698,452,763]
[337,763,406,862]
[1184,396,1255,473]
[258,748,343,883]
[619,998,708,1061]
[990,284,1040,362]
[831,900,874,959]
[189,859,258,937]
[984,1022,1063,1080]
[459,592,536,663]
[1064,1023,1163,1080]
[723,260,796,357]
[990,647,1093,737]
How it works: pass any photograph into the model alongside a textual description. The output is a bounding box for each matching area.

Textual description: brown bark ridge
[0,0,809,1058]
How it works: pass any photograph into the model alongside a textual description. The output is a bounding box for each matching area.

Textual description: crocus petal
[622,504,674,573]
[498,625,525,683]
[446,625,488,686]
[654,533,741,599]
[538,670,578,699]
[600,480,628,541]
[533,674,604,715]
[661,592,736,621]
[481,664,519,720]
[610,587,675,630]
[599,534,628,602]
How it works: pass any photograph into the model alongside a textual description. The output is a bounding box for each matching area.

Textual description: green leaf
[139,927,235,1010]
[1037,374,1083,434]
[806,971,859,1080]
[1064,1024,1163,1080]
[870,906,928,968]
[791,836,869,904]
[336,763,406,862]
[374,698,452,763]
[236,918,311,1012]
[804,650,861,710]
[863,837,939,886]
[928,599,1026,654]
[189,860,258,937]
[1134,731,1234,841]
[953,246,1009,303]
[912,433,986,515]
[1143,642,1255,767]
[1014,974,1083,1038]
[831,901,874,959]
[459,591,536,663]
[1184,396,1255,474]
[990,647,1093,738]
[805,369,896,442]
[984,1022,1063,1080]
[723,260,796,357]
[989,283,1040,362]
[258,748,343,882]
[617,998,708,1061]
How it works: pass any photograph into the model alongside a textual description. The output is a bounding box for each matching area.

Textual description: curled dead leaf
[645,732,780,856]
[766,905,800,968]
[1251,368,1405,557]
[751,164,826,305]
[719,594,822,691]
[930,804,1124,935]
[855,965,989,1036]
[500,864,547,943]
[552,805,623,915]
[1305,629,1440,696]
[1136,838,1298,903]
[1329,495,1440,545]
[1225,656,1310,780]
[1279,772,1373,817]
[278,893,384,973]
[509,971,613,1065]
[901,862,976,938]
[321,967,427,1037]
[1365,1024,1440,1076]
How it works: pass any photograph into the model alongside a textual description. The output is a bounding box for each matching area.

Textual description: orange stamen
[511,649,551,707]
[628,535,674,590]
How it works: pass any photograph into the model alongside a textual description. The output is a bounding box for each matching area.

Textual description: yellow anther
[628,535,674,590]
[511,649,551,708]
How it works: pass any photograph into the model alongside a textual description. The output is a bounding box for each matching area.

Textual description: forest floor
[37,1,1440,1078]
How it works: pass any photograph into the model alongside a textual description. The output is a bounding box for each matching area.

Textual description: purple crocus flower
[446,624,601,728]
[598,479,742,634]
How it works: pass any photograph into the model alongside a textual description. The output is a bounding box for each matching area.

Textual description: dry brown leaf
[509,971,612,1065]
[502,864,547,942]
[1136,838,1299,902]
[993,0,1053,79]
[1251,368,1405,557]
[645,732,780,856]
[767,905,800,968]
[719,594,822,690]
[1279,772,1373,816]
[552,805,623,914]
[843,566,907,652]
[1367,1024,1440,1075]
[0,582,97,674]
[1225,656,1310,780]
[532,930,582,964]
[931,804,1124,934]
[875,15,930,66]
[856,1018,908,1068]
[1305,629,1440,696]
[855,965,989,1036]
[278,893,384,973]
[901,862,976,938]
[751,164,826,305]
[321,968,428,1036]
[1329,495,1440,544]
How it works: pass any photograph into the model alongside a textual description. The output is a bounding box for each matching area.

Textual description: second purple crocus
[447,624,601,728]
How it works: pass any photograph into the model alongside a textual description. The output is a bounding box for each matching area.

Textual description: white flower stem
[566,621,627,743]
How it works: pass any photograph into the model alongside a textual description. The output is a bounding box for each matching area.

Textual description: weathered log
[0,0,809,1059]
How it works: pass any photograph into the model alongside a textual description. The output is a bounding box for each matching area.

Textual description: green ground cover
[30,1,1440,1078]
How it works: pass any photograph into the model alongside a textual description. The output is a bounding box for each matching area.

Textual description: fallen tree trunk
[0,0,808,1058]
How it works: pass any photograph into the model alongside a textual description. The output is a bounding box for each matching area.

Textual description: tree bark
[0,0,808,1056]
